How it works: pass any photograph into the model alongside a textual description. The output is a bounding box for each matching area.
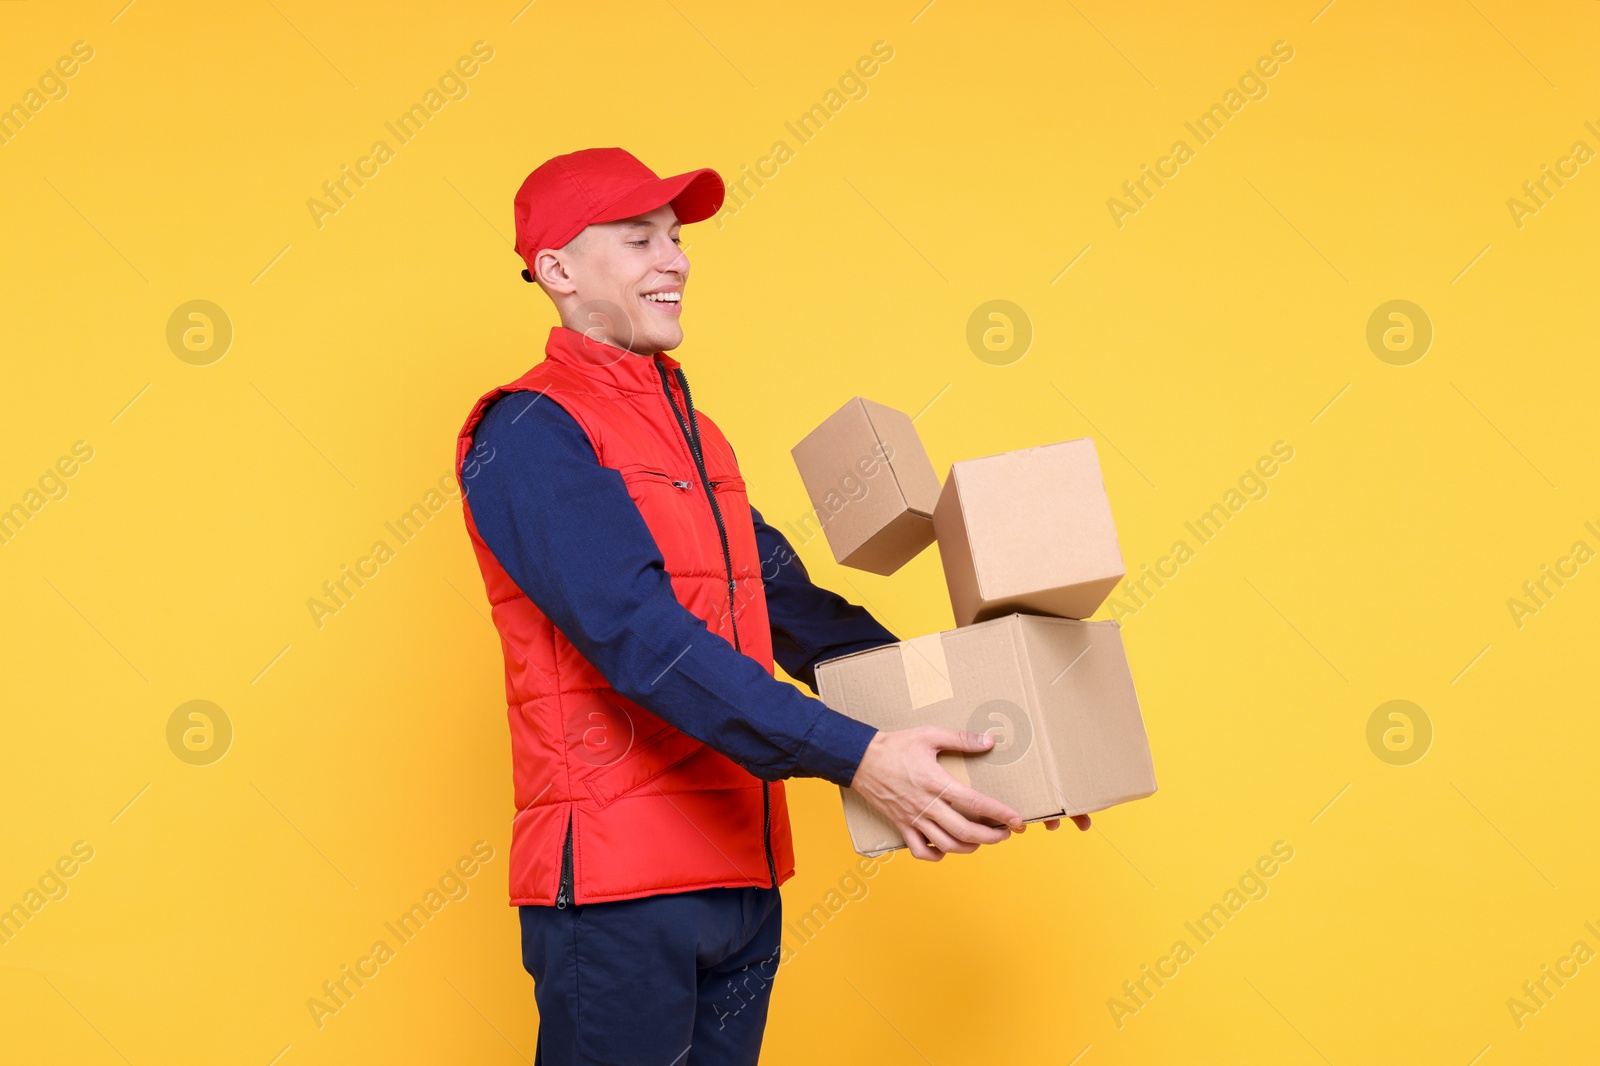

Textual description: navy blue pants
[519,886,783,1066]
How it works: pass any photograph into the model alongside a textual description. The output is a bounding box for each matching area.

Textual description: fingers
[894,795,1010,859]
[896,810,1091,857]
[1017,815,1092,831]
[943,781,1023,830]
[899,824,943,862]
[913,812,978,855]
[925,799,1009,849]
[924,726,999,755]
[1038,815,1090,831]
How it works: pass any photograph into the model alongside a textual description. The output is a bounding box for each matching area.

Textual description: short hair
[528,228,589,293]
[559,227,591,258]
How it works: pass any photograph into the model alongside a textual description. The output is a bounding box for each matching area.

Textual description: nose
[657,236,689,278]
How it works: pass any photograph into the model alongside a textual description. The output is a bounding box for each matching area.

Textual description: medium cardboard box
[817,613,1156,857]
[790,397,943,576]
[933,438,1126,626]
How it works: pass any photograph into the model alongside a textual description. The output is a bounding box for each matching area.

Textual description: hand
[1020,814,1093,833]
[849,727,1023,861]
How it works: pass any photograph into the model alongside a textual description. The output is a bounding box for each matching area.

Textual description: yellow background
[3,0,1597,1062]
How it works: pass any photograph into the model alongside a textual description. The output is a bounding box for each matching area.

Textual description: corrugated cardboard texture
[818,614,1156,856]
[931,480,982,630]
[845,508,935,575]
[1018,616,1158,814]
[864,398,942,514]
[900,632,953,708]
[933,438,1127,625]
[790,397,940,576]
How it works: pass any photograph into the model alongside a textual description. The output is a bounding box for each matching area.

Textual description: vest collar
[542,325,682,394]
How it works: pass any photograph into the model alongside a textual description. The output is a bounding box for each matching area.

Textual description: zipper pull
[672,479,691,490]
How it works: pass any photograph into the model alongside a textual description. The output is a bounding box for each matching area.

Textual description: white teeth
[643,292,681,303]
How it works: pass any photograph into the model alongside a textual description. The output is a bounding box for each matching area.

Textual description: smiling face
[531,203,689,356]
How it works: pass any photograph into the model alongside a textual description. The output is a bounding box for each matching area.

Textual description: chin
[645,325,684,354]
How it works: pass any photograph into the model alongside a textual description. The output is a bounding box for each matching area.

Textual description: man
[455,147,1086,1065]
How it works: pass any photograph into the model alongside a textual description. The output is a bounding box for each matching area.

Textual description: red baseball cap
[513,147,725,278]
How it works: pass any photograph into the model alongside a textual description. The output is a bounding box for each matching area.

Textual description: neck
[558,323,661,359]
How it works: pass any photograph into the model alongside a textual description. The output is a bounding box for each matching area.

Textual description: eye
[629,239,649,247]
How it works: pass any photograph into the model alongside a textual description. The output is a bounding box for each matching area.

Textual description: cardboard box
[817,613,1156,857]
[933,438,1126,626]
[790,397,943,576]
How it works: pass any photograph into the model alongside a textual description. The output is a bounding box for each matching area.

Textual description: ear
[534,247,578,295]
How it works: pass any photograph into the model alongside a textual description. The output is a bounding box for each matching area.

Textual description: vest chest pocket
[707,474,750,521]
[617,463,696,500]
[707,471,751,518]
[618,464,747,503]
[618,465,752,565]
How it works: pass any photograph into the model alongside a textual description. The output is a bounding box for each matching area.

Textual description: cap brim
[589,167,725,229]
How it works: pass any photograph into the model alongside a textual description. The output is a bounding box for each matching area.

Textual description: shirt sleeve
[752,505,901,693]
[464,390,879,787]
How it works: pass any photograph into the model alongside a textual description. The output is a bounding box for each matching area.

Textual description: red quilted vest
[455,325,796,906]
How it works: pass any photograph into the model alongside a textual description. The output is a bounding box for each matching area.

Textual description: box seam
[1011,615,1070,819]
[861,399,914,512]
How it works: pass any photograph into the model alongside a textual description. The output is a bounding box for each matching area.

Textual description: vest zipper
[555,815,574,909]
[655,361,778,890]
[656,364,741,653]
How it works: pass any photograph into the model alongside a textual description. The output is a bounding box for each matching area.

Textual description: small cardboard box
[790,397,943,576]
[817,613,1156,857]
[933,438,1126,626]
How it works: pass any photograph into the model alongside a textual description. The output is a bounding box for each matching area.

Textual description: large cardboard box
[817,613,1156,857]
[933,438,1126,626]
[790,397,943,576]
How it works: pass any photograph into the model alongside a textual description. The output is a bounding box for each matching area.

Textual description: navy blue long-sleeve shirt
[465,389,896,787]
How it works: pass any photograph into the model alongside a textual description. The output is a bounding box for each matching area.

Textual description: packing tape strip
[900,632,952,710]
[903,635,970,788]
